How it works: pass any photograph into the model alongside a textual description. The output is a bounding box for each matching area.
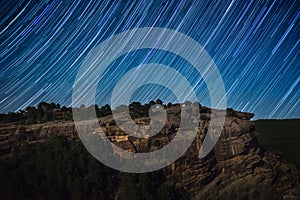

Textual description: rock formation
[0,105,299,199]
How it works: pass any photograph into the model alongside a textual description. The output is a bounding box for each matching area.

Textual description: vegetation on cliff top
[0,100,199,125]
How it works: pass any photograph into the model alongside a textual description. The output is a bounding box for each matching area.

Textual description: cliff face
[163,114,261,195]
[0,121,76,158]
[0,106,299,199]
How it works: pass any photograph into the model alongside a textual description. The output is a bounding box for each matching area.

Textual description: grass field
[254,119,300,169]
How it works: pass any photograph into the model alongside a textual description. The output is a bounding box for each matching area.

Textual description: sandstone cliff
[0,106,299,199]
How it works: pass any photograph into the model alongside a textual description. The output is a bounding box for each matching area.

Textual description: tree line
[0,99,177,125]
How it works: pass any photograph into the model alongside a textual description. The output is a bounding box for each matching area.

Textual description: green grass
[254,119,300,169]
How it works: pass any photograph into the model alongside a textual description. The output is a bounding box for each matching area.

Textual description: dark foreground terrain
[0,101,299,200]
[255,119,300,170]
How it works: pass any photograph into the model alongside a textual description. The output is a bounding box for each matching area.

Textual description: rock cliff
[0,105,299,199]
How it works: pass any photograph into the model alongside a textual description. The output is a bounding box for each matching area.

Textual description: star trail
[0,0,299,119]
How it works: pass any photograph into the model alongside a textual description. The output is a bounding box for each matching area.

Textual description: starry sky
[0,0,299,119]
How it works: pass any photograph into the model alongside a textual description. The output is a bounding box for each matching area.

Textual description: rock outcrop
[0,105,299,199]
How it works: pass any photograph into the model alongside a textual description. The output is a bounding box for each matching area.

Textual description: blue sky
[0,0,299,119]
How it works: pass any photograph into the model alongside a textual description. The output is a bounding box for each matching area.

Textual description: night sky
[0,0,299,119]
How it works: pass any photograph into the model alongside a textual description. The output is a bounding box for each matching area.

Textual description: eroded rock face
[0,106,298,199]
[156,113,264,198]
